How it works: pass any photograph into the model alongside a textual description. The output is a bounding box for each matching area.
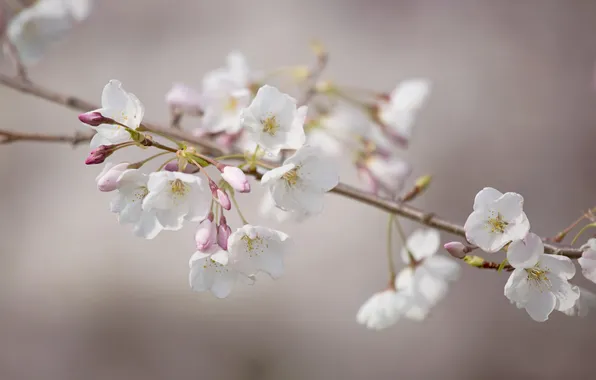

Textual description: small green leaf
[497,259,508,272]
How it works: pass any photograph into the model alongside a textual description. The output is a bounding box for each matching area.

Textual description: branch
[0,73,584,259]
[0,129,92,145]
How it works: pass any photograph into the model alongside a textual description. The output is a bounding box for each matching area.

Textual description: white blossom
[307,105,372,156]
[464,187,530,253]
[95,162,129,192]
[85,80,144,149]
[240,85,307,154]
[142,171,210,231]
[258,192,309,223]
[227,224,290,278]
[109,169,162,239]
[189,249,238,299]
[362,155,411,196]
[504,233,579,322]
[377,79,430,144]
[261,145,338,215]
[201,52,252,134]
[356,289,407,330]
[579,238,596,283]
[395,229,460,320]
[7,0,92,66]
[561,287,596,317]
[165,83,203,114]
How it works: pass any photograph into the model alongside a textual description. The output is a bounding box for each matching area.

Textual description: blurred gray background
[1,0,596,379]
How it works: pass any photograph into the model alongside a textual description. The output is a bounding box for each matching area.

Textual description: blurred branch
[0,129,92,145]
[0,73,584,259]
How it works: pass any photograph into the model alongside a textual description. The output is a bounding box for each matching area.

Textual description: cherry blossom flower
[240,85,307,154]
[307,105,372,156]
[96,162,129,192]
[200,52,252,134]
[142,171,210,231]
[579,238,596,283]
[165,83,203,114]
[227,224,290,278]
[261,145,338,215]
[377,79,430,145]
[83,80,145,149]
[561,287,596,317]
[220,166,250,193]
[189,249,238,299]
[6,0,92,66]
[464,187,530,253]
[361,155,411,196]
[395,229,460,320]
[504,233,579,322]
[109,169,162,239]
[356,289,407,330]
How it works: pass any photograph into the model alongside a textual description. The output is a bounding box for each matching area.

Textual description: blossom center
[282,167,300,186]
[525,265,551,292]
[224,96,238,112]
[261,116,279,136]
[133,186,149,201]
[241,234,267,257]
[170,179,189,198]
[203,258,229,274]
[486,212,508,233]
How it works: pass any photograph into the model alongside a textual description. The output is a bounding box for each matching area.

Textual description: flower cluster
[80,55,343,297]
[461,187,584,321]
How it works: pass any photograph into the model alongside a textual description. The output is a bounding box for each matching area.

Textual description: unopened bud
[96,162,129,192]
[85,145,114,165]
[463,255,485,267]
[217,216,232,250]
[444,241,469,259]
[163,161,198,173]
[79,111,112,127]
[221,166,250,193]
[195,215,217,252]
[209,180,231,210]
[415,175,432,192]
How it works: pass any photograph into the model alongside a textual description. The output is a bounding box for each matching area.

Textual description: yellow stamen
[283,167,299,186]
[224,97,238,112]
[525,265,552,292]
[486,212,508,233]
[262,116,279,136]
[170,179,188,197]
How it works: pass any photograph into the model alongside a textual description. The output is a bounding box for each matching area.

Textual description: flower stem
[386,214,396,280]
[230,193,249,225]
[393,216,416,264]
[215,154,247,161]
[156,157,177,171]
[130,151,171,169]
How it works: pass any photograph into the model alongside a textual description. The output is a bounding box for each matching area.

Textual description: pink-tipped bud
[217,216,232,250]
[79,111,111,127]
[96,162,129,192]
[195,216,217,252]
[217,189,231,210]
[209,180,232,210]
[221,166,250,193]
[163,161,199,173]
[85,145,114,165]
[444,242,470,259]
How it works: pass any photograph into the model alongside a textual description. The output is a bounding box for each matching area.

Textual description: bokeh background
[1,0,596,379]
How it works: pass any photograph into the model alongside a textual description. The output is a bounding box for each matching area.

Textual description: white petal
[504,269,530,304]
[507,233,542,269]
[494,192,525,222]
[524,289,556,322]
[473,187,503,211]
[423,256,460,282]
[101,80,129,110]
[464,210,510,252]
[261,164,294,186]
[540,254,576,280]
[401,229,440,263]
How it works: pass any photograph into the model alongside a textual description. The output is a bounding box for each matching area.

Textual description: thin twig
[0,73,585,259]
[0,129,92,145]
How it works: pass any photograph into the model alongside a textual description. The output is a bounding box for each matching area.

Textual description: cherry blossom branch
[0,128,92,145]
[0,73,584,259]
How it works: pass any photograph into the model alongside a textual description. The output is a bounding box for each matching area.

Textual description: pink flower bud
[209,180,232,210]
[217,217,232,250]
[163,161,199,173]
[444,242,470,259]
[217,189,231,210]
[221,166,250,193]
[79,111,112,127]
[85,145,114,165]
[96,162,129,192]
[195,217,217,252]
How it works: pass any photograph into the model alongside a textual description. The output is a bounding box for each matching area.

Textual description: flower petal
[473,187,503,211]
[507,233,542,269]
